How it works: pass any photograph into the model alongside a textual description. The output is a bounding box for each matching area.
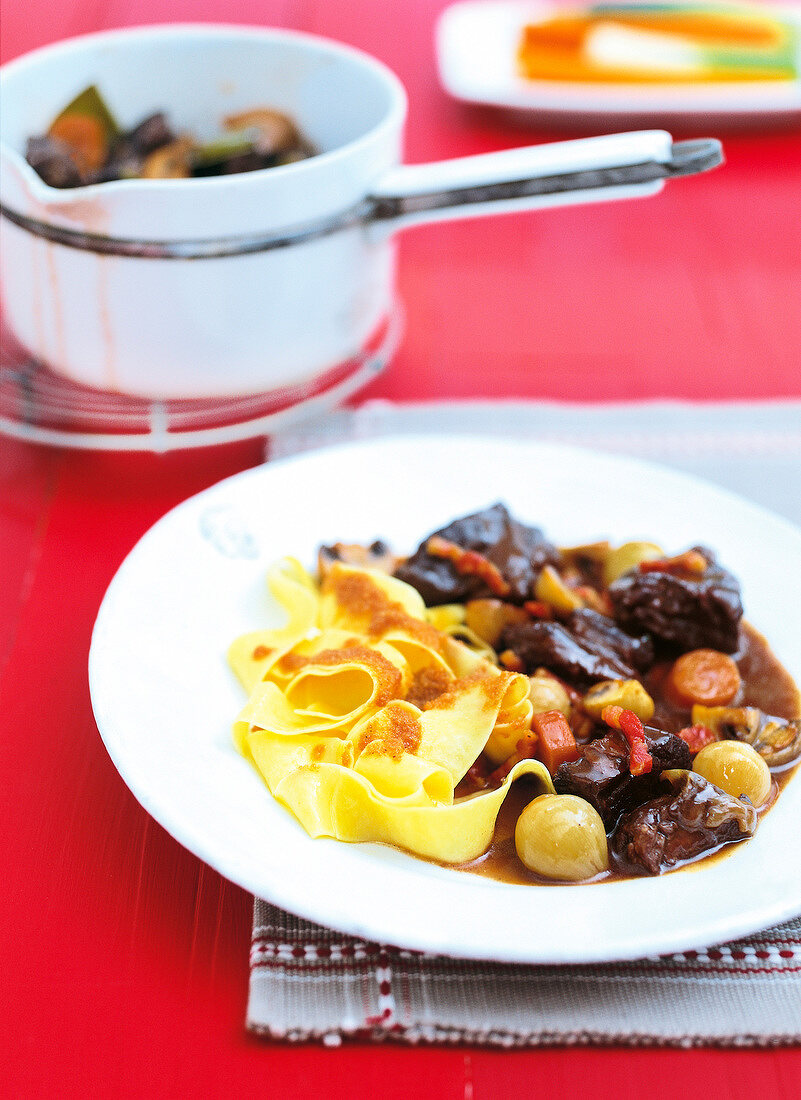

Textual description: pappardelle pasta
[229,504,800,883]
[229,557,554,865]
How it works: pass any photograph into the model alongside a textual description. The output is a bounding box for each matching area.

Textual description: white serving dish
[437,1,801,119]
[1,25,720,399]
[88,436,801,963]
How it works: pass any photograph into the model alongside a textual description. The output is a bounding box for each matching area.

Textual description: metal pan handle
[367,132,723,228]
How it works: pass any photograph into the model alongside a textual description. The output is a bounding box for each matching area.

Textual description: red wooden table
[2,2,800,1097]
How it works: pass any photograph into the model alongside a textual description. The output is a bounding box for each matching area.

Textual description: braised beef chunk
[611,770,757,876]
[554,731,628,824]
[559,543,609,591]
[203,151,273,175]
[566,609,654,673]
[127,112,174,155]
[393,503,559,605]
[95,139,143,183]
[554,729,692,829]
[499,621,634,683]
[608,546,743,653]
[644,727,694,772]
[499,612,653,685]
[97,114,175,182]
[25,136,83,188]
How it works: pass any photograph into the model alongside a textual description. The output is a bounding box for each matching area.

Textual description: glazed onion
[515,794,609,881]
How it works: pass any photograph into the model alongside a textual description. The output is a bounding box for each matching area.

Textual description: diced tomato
[676,723,717,754]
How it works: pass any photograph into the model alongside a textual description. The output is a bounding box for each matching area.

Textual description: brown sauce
[736,621,800,719]
[453,621,799,886]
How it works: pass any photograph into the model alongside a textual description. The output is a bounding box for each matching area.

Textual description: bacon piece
[461,758,492,793]
[425,535,511,597]
[602,705,653,776]
[487,734,538,785]
[523,600,554,620]
[638,550,708,577]
[532,710,579,774]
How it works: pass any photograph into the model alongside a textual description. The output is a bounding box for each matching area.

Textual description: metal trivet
[0,306,402,452]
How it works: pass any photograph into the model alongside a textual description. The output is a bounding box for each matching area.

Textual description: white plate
[436,1,801,119]
[89,436,801,963]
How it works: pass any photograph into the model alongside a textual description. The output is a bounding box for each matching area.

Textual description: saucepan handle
[367,131,722,229]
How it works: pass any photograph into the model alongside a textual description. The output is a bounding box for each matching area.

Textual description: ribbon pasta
[229,560,553,864]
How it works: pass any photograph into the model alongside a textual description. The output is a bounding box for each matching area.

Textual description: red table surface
[1,2,800,1097]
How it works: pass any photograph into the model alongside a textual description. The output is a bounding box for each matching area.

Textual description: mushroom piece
[141,137,196,178]
[534,564,584,614]
[25,136,83,188]
[582,678,655,723]
[127,112,175,155]
[464,598,528,648]
[318,540,398,580]
[223,108,300,157]
[692,705,801,770]
[603,541,663,587]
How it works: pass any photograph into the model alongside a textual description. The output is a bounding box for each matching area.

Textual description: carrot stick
[532,710,579,774]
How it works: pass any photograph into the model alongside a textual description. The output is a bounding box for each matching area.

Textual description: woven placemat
[249,901,801,1047]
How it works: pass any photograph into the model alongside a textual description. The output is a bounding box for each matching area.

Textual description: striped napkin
[249,400,801,1046]
[249,901,801,1046]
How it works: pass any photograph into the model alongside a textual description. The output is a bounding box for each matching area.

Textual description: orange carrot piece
[667,649,742,707]
[520,17,589,53]
[532,710,579,774]
[48,114,107,176]
[498,649,525,673]
[595,12,785,49]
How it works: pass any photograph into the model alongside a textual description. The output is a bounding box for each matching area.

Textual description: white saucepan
[0,25,722,400]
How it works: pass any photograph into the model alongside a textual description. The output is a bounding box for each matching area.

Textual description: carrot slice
[667,649,742,707]
[532,710,579,774]
[48,114,106,176]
